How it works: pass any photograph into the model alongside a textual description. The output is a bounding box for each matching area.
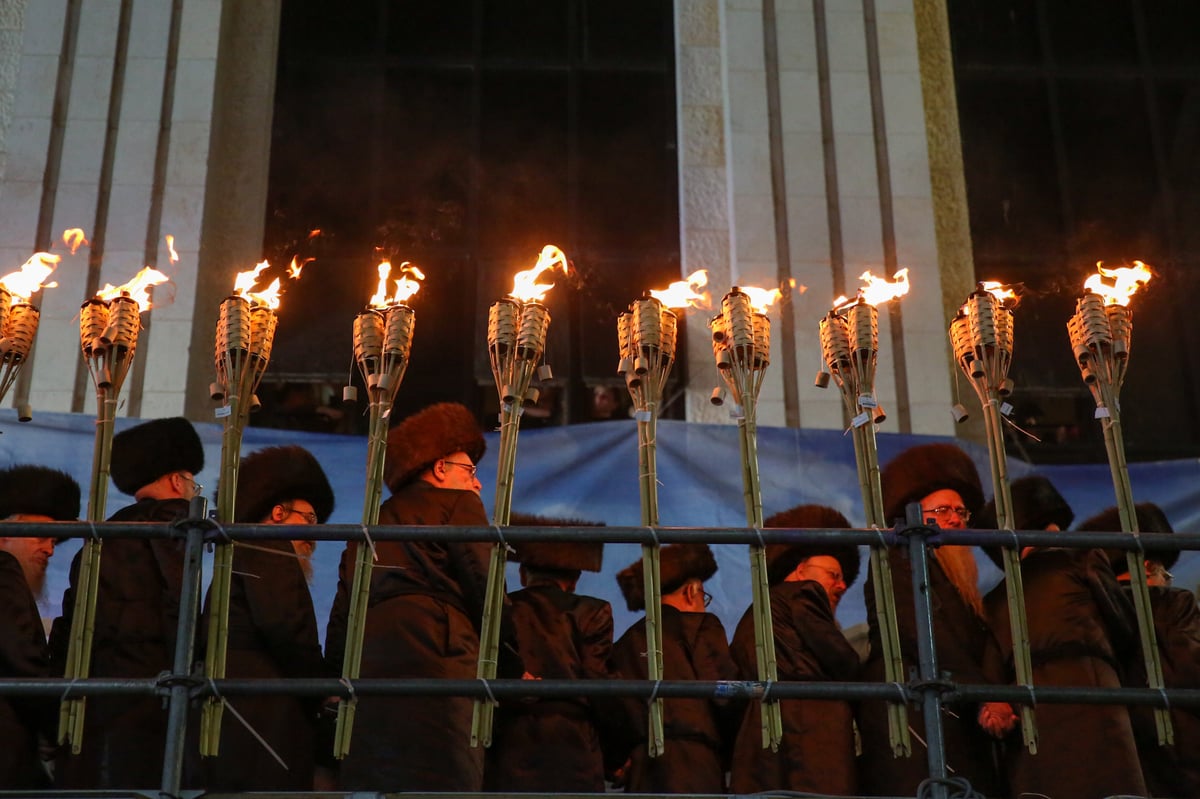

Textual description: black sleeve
[237,542,326,679]
[1085,549,1138,655]
[789,582,861,680]
[323,544,354,672]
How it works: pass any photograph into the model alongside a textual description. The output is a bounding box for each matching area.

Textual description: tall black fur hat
[508,512,604,572]
[881,443,984,524]
[763,504,861,587]
[385,402,486,492]
[1077,502,1177,571]
[616,543,717,612]
[976,476,1075,566]
[0,465,81,521]
[235,446,335,524]
[110,417,204,495]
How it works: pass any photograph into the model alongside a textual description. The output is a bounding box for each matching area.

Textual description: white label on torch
[858,395,877,408]
[634,410,652,422]
[214,405,232,418]
[1000,402,1014,417]
[852,411,871,428]
[1095,406,1111,419]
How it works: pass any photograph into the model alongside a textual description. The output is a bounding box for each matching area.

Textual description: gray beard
[297,554,314,586]
[934,545,983,618]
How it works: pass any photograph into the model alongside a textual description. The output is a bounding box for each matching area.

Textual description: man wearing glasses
[50,416,205,790]
[204,445,333,792]
[326,402,519,792]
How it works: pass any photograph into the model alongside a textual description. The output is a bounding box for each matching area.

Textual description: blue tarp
[3,409,1197,641]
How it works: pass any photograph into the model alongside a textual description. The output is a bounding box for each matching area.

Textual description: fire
[0,252,60,304]
[308,229,322,240]
[288,256,315,280]
[980,280,1018,305]
[649,269,710,309]
[368,260,425,308]
[96,267,169,311]
[62,228,88,255]
[165,235,179,264]
[509,245,569,303]
[1083,261,1153,307]
[233,260,281,309]
[739,285,783,314]
[856,268,910,307]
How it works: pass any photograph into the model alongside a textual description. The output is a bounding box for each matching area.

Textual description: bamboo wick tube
[60,294,143,750]
[334,304,415,758]
[952,287,1038,751]
[1068,293,1172,745]
[818,303,911,756]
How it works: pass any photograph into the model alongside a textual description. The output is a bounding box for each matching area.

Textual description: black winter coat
[0,550,53,788]
[608,606,738,794]
[729,580,860,795]
[486,583,615,792]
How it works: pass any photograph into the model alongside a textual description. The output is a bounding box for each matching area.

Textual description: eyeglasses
[443,460,478,478]
[178,473,203,499]
[1147,562,1173,585]
[702,591,713,608]
[922,505,971,523]
[802,562,846,585]
[279,505,318,525]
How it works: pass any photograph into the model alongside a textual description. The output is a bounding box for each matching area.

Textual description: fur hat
[234,446,335,524]
[110,417,204,495]
[0,466,81,521]
[508,512,605,573]
[881,443,984,524]
[977,476,1075,567]
[1077,502,1177,571]
[763,504,861,587]
[384,402,486,491]
[616,543,717,612]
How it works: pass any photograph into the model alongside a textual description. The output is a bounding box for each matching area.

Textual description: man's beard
[934,544,982,617]
[21,559,47,599]
[297,552,314,586]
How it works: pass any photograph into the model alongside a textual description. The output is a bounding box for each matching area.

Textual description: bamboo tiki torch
[949,282,1038,751]
[815,269,911,757]
[1067,261,1172,745]
[60,266,169,750]
[201,262,282,756]
[334,261,422,758]
[708,285,783,750]
[618,270,709,757]
[472,245,569,747]
[0,252,60,414]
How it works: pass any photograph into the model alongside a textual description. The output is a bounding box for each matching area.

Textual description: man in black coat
[50,416,204,789]
[729,504,862,796]
[486,514,613,792]
[204,445,333,791]
[609,543,738,794]
[0,466,79,788]
[326,402,518,791]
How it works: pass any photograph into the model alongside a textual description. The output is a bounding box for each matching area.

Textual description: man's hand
[977,701,1018,738]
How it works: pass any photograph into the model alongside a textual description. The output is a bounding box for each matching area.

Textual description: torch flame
[0,252,60,304]
[308,229,322,240]
[62,228,88,255]
[165,235,179,264]
[368,260,424,308]
[856,268,911,307]
[1083,261,1153,307]
[649,269,710,309]
[288,256,315,280]
[96,267,169,311]
[738,285,783,314]
[980,280,1018,305]
[508,245,569,303]
[233,260,282,309]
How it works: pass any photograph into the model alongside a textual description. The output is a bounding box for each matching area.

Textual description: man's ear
[269,504,288,523]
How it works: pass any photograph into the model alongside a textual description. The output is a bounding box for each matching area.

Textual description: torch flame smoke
[233,260,282,309]
[1084,261,1153,307]
[649,269,710,309]
[97,267,169,311]
[62,228,88,255]
[0,252,60,304]
[368,260,424,308]
[509,245,569,303]
[165,235,179,264]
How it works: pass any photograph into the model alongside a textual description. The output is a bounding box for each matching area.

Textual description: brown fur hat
[234,446,335,524]
[881,443,984,524]
[111,417,205,495]
[384,402,486,491]
[763,504,861,587]
[508,512,605,573]
[616,543,717,612]
[1077,502,1177,571]
[0,466,81,521]
[976,476,1075,567]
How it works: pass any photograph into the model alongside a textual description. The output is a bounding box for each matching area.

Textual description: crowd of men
[0,405,1197,798]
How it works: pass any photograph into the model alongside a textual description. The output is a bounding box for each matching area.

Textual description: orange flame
[308,229,322,240]
[509,245,569,303]
[856,268,910,307]
[165,235,179,264]
[980,281,1018,305]
[1083,261,1153,307]
[62,228,88,255]
[96,267,169,311]
[738,285,783,314]
[368,260,425,308]
[288,256,315,280]
[0,252,60,304]
[649,269,710,309]
[233,260,281,309]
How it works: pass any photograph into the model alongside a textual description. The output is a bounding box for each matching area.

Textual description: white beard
[934,545,983,618]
